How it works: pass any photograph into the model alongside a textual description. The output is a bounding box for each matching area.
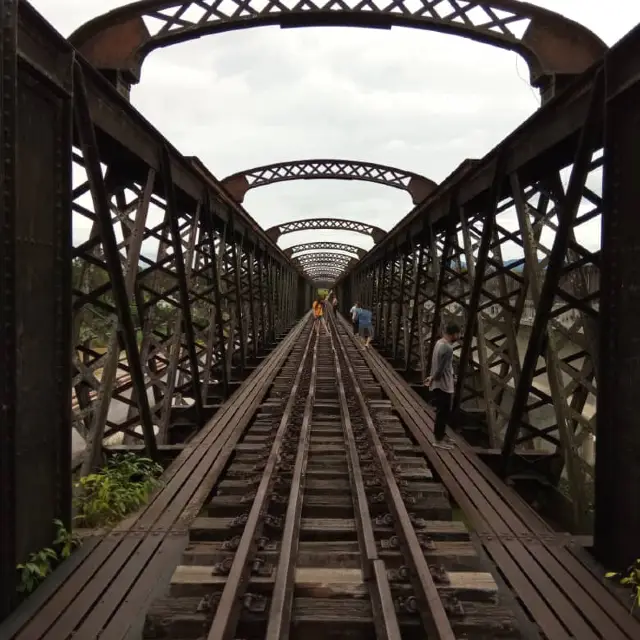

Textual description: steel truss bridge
[1,1,639,639]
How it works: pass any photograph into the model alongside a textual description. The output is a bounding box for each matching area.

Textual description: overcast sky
[32,0,639,261]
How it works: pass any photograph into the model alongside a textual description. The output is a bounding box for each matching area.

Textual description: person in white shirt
[349,302,361,335]
[424,322,461,450]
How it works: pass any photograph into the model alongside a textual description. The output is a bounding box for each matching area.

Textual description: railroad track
[144,315,527,640]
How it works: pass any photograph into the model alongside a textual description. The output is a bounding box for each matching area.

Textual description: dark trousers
[352,320,359,335]
[431,388,452,441]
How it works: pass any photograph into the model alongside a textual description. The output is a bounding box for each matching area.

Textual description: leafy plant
[16,548,57,593]
[605,559,640,612]
[16,520,80,594]
[74,453,163,528]
[53,519,81,559]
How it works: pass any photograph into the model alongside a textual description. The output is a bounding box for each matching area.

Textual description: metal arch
[69,0,606,99]
[285,242,366,259]
[305,266,345,276]
[305,272,345,281]
[266,218,386,244]
[300,264,351,274]
[296,252,353,266]
[302,262,350,274]
[311,273,338,286]
[301,264,351,277]
[221,160,438,206]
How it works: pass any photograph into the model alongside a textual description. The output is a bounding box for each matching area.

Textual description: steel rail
[206,324,316,640]
[264,331,318,639]
[10,317,310,640]
[327,314,403,639]
[328,310,457,640]
[335,309,640,640]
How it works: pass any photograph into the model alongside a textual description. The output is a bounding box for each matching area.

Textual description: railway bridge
[1,1,639,639]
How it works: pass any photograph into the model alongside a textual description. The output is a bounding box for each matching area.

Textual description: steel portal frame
[69,0,605,102]
[295,253,354,270]
[285,242,366,259]
[266,218,386,243]
[221,159,438,205]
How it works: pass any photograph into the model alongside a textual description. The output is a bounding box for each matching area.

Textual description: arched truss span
[70,1,605,98]
[301,260,351,272]
[305,265,344,275]
[301,264,351,277]
[266,218,385,244]
[308,271,342,283]
[306,265,344,275]
[296,252,353,267]
[286,242,365,259]
[221,160,438,205]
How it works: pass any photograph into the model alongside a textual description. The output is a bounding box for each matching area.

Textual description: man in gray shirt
[424,322,461,450]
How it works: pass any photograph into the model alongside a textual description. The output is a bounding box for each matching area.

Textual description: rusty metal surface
[221,160,438,206]
[266,218,386,244]
[1,0,73,615]
[295,253,357,280]
[286,242,366,259]
[0,0,19,618]
[594,34,640,570]
[68,0,605,99]
[205,328,315,638]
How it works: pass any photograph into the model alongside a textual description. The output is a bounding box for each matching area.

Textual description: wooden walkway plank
[73,324,309,640]
[6,323,306,640]
[337,315,640,640]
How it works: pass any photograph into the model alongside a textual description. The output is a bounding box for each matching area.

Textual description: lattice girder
[70,0,606,100]
[285,242,366,259]
[337,82,602,527]
[267,218,386,243]
[68,61,304,473]
[296,253,354,271]
[221,159,438,205]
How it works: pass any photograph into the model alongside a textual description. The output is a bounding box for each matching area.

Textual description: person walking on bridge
[312,296,327,335]
[350,301,361,335]
[424,322,461,450]
[356,306,374,348]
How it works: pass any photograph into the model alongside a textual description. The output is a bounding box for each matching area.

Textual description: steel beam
[594,37,640,569]
[0,2,72,615]
[221,159,437,205]
[69,0,605,102]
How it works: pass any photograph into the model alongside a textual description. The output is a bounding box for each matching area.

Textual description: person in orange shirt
[312,297,326,334]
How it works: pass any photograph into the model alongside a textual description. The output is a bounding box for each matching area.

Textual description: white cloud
[31,0,639,258]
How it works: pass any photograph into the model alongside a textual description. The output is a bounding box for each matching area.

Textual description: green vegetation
[605,559,640,613]
[16,520,80,594]
[16,455,164,595]
[74,453,163,528]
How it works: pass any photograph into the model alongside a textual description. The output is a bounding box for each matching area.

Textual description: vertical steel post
[1,7,73,613]
[594,61,640,569]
